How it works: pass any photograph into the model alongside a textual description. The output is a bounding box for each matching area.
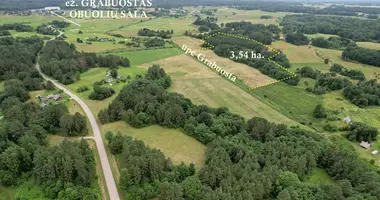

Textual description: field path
[35,62,120,200]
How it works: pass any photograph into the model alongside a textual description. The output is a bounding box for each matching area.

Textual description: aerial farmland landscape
[1,0,380,199]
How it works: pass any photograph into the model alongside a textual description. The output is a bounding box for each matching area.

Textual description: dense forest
[285,32,309,46]
[193,21,298,85]
[39,40,130,84]
[0,36,97,199]
[98,65,380,199]
[342,47,380,68]
[281,15,380,42]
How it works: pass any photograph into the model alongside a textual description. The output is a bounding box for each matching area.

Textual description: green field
[66,67,146,115]
[253,82,324,130]
[315,47,379,79]
[102,122,206,168]
[357,42,380,50]
[105,48,183,66]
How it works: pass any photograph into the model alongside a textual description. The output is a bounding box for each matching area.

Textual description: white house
[343,116,352,124]
[360,141,371,149]
[372,150,378,155]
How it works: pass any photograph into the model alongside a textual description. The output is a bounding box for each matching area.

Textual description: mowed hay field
[109,17,197,37]
[357,42,380,50]
[102,122,206,168]
[314,47,379,79]
[173,36,274,88]
[271,41,321,64]
[141,54,295,125]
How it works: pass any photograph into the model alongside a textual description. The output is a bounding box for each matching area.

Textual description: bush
[88,86,115,100]
[76,86,89,93]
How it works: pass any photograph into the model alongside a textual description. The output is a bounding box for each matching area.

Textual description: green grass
[102,122,206,168]
[305,168,335,185]
[253,82,323,130]
[66,67,146,115]
[105,48,183,66]
[291,62,331,73]
[357,42,380,50]
[14,180,49,200]
[306,33,339,39]
[315,47,379,79]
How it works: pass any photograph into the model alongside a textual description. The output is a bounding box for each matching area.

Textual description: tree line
[99,65,380,199]
[281,15,380,42]
[39,40,130,85]
[138,28,174,39]
[312,37,357,50]
[342,47,380,68]
[197,23,298,85]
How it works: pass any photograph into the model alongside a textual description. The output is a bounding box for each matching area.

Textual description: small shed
[372,150,378,155]
[360,141,371,149]
[343,116,352,124]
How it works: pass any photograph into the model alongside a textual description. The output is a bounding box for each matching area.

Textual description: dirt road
[36,62,120,200]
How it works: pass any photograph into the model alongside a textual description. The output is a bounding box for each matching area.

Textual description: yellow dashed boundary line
[200,32,297,90]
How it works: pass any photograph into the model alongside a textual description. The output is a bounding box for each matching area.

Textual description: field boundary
[200,32,297,90]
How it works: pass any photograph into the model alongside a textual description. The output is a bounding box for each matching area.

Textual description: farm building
[360,141,371,149]
[343,116,352,124]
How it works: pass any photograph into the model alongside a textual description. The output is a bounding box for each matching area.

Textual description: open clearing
[141,54,296,125]
[357,42,380,50]
[173,36,274,88]
[102,122,206,168]
[306,168,335,185]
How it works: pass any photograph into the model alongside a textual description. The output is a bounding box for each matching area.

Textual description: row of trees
[0,23,33,32]
[39,40,130,84]
[330,64,365,81]
[100,66,380,199]
[281,15,380,42]
[312,37,357,50]
[138,28,174,39]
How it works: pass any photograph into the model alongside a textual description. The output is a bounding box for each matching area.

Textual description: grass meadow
[102,122,206,168]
